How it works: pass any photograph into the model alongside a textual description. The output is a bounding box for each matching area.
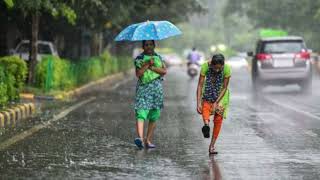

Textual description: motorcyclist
[187,47,201,67]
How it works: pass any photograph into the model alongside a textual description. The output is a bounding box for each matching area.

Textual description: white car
[162,53,183,66]
[11,40,59,61]
[226,56,248,69]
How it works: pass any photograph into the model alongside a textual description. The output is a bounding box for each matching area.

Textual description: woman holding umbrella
[115,20,182,149]
[133,40,167,149]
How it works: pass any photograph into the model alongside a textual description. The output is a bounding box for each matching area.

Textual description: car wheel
[251,63,263,93]
[300,77,312,94]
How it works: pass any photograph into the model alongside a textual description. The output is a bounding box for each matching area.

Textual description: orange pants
[202,101,224,139]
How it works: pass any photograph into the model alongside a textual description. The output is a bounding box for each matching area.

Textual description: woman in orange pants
[196,54,231,154]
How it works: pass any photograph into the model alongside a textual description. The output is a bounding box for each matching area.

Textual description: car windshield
[16,43,29,53]
[263,41,305,53]
[38,44,52,54]
[16,43,52,54]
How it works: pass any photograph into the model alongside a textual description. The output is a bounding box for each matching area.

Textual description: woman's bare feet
[209,144,218,154]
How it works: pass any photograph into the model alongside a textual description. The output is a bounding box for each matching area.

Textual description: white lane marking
[0,97,96,151]
[109,77,134,90]
[265,98,320,121]
[304,130,318,137]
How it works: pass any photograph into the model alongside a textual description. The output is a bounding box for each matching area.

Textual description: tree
[3,0,205,61]
[224,0,320,50]
[3,0,76,85]
[44,0,205,56]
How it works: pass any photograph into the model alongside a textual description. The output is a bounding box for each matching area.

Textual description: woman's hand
[143,61,151,68]
[149,61,167,76]
[197,103,202,114]
[147,58,154,70]
[213,102,218,111]
[196,75,205,114]
[149,58,154,66]
[136,62,151,78]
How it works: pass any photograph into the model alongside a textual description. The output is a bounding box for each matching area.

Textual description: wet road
[1,66,320,179]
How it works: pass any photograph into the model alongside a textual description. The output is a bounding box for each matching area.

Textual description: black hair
[211,53,225,65]
[142,40,155,48]
[192,47,196,51]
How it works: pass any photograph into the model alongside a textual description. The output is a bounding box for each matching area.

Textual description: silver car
[248,36,312,92]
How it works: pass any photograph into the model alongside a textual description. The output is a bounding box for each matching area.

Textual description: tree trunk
[78,28,82,58]
[28,13,39,85]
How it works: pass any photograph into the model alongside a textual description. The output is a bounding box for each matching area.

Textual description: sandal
[134,138,144,149]
[145,142,156,149]
[209,145,218,155]
[202,124,210,138]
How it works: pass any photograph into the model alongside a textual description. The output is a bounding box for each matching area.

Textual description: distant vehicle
[11,40,59,61]
[237,52,248,58]
[187,63,200,78]
[183,48,206,65]
[247,36,312,93]
[162,53,183,66]
[226,56,248,70]
[187,48,201,65]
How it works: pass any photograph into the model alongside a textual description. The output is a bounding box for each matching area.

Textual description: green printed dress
[134,53,164,120]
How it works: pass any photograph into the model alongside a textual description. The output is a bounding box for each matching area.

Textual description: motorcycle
[187,63,200,78]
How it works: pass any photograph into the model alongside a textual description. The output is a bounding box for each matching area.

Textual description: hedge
[35,51,132,92]
[0,56,27,107]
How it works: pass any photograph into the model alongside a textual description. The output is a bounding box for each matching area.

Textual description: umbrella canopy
[115,20,182,41]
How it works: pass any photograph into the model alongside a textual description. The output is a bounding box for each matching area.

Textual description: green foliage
[160,22,240,56]
[35,52,132,92]
[225,0,320,50]
[0,65,8,107]
[7,0,77,24]
[160,23,224,54]
[58,3,77,25]
[75,57,104,84]
[100,52,118,75]
[4,0,13,8]
[0,56,27,102]
[117,56,133,72]
[160,0,258,54]
[45,0,205,53]
[36,56,75,91]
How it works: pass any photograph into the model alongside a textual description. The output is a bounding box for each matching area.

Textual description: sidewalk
[1,69,134,132]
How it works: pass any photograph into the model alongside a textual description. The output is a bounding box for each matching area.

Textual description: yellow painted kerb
[29,103,36,114]
[14,107,22,121]
[7,109,16,127]
[2,111,10,126]
[0,113,4,127]
[18,105,26,119]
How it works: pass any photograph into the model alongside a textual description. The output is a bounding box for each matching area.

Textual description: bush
[100,51,118,75]
[117,56,133,72]
[74,57,103,84]
[100,51,132,74]
[0,65,8,107]
[35,51,133,92]
[0,56,27,102]
[36,55,76,91]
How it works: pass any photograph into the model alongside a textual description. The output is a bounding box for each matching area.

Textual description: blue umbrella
[115,20,182,41]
